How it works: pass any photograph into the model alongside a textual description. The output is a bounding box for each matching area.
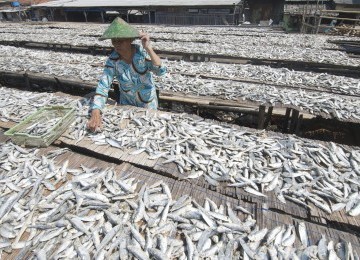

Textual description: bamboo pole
[316,17,322,34]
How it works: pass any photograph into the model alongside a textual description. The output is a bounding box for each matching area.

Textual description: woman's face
[111,38,133,52]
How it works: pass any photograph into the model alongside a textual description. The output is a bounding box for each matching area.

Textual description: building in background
[283,0,332,31]
[30,0,245,25]
[0,1,31,21]
[0,0,49,21]
[333,0,360,10]
[332,0,360,25]
[282,0,359,33]
[244,0,285,24]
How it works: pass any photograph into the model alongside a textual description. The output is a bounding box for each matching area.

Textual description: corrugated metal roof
[19,0,50,5]
[0,6,28,11]
[334,0,360,4]
[33,0,241,7]
[284,0,322,2]
[284,3,327,14]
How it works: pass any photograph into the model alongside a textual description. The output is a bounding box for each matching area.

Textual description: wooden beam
[295,114,303,135]
[264,106,273,128]
[320,16,360,22]
[302,22,317,29]
[316,17,322,34]
[83,11,88,23]
[290,109,300,133]
[197,104,259,115]
[257,105,266,129]
[283,108,292,133]
[321,10,360,14]
[24,73,30,88]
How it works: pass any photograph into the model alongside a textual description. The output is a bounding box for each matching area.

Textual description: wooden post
[301,0,309,33]
[264,106,273,128]
[83,11,88,23]
[49,8,54,21]
[24,73,30,89]
[54,77,62,91]
[295,114,303,135]
[257,105,266,129]
[156,88,160,102]
[282,108,292,132]
[315,17,322,34]
[290,109,300,133]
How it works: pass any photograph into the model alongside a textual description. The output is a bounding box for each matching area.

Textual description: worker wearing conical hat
[88,17,167,132]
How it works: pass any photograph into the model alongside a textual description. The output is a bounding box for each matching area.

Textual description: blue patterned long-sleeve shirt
[91,44,167,111]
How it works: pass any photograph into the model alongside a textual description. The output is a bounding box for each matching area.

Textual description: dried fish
[1,87,360,217]
[0,141,358,258]
[1,22,359,66]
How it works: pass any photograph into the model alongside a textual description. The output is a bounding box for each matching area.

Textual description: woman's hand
[87,109,102,132]
[140,31,162,67]
[140,32,151,50]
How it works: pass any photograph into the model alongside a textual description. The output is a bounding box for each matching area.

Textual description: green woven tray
[5,106,75,147]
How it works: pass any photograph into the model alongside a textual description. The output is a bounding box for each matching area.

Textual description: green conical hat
[99,17,140,40]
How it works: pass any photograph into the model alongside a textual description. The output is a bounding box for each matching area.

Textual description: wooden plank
[0,121,16,129]
[282,108,292,132]
[0,131,10,143]
[109,147,125,160]
[257,105,266,129]
[264,106,273,128]
[321,9,360,14]
[320,16,360,22]
[290,109,300,133]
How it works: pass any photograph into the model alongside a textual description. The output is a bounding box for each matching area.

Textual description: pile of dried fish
[158,74,360,121]
[1,46,360,121]
[0,32,102,47]
[0,26,339,49]
[1,87,360,216]
[0,142,359,259]
[1,25,359,66]
[166,60,360,96]
[0,87,76,123]
[0,23,295,37]
[0,45,103,82]
[1,45,359,97]
[153,40,360,66]
[0,45,100,64]
[19,117,61,136]
[3,21,358,40]
[69,104,360,216]
[151,32,340,49]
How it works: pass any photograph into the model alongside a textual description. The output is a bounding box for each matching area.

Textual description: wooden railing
[301,9,360,34]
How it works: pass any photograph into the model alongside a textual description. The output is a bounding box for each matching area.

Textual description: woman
[88,17,167,132]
